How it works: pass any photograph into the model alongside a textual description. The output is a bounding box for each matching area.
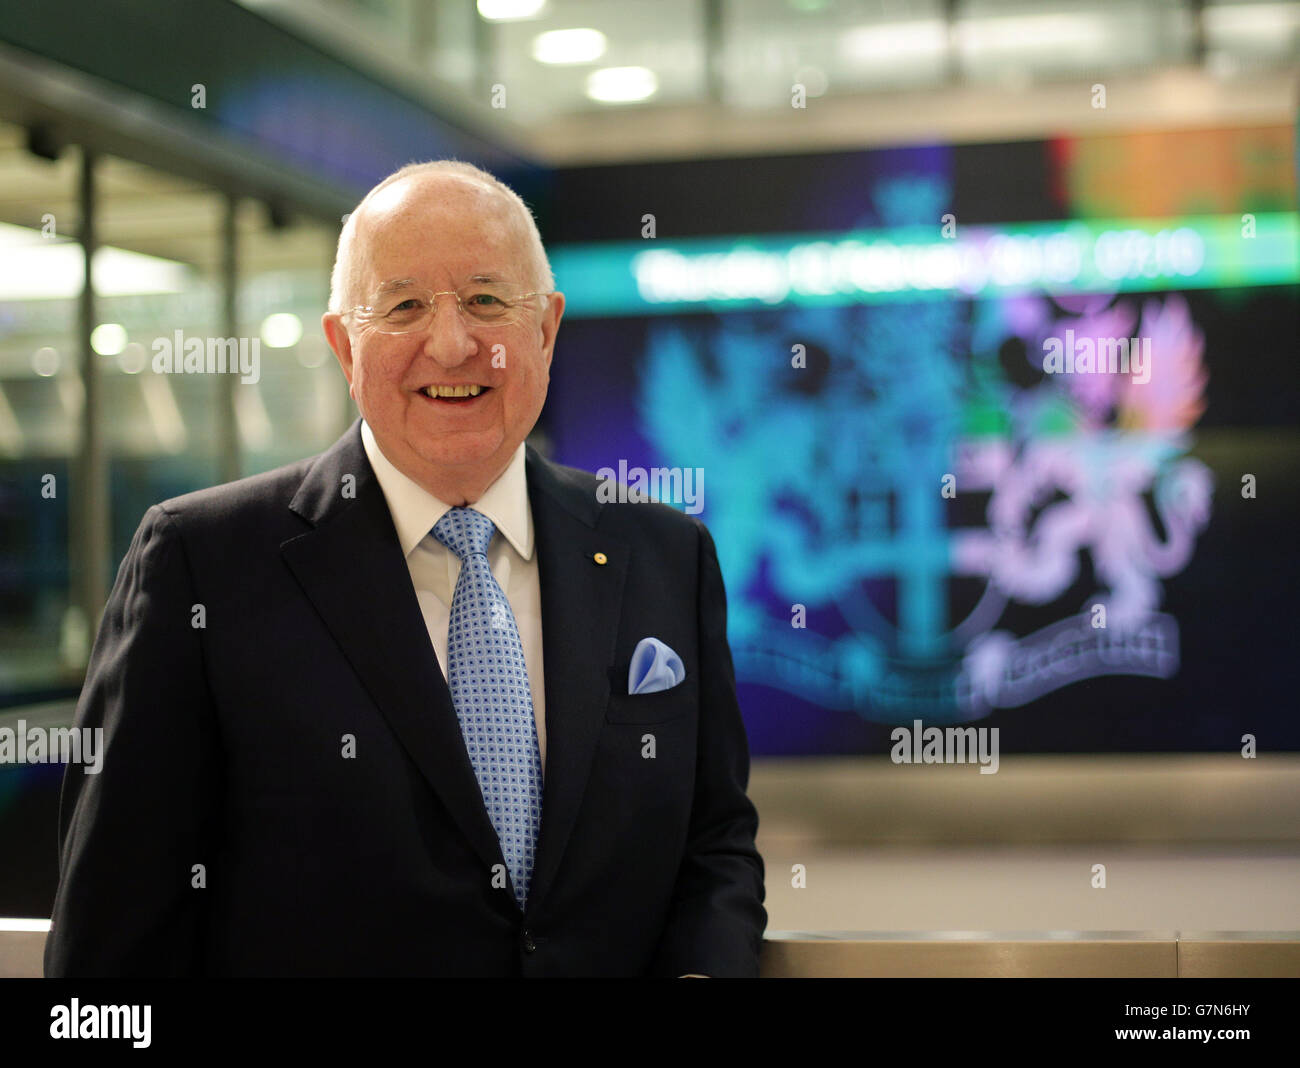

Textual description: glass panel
[93,156,226,583]
[0,123,82,700]
[236,200,352,474]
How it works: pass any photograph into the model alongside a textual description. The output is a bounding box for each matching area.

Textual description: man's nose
[421,294,477,366]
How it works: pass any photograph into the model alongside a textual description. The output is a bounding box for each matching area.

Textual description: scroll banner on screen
[549,213,1298,318]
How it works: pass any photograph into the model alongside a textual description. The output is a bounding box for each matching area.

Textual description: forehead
[353,177,529,293]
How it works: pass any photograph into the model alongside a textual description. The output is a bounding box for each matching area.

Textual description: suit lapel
[280,420,505,877]
[279,424,627,913]
[524,445,627,910]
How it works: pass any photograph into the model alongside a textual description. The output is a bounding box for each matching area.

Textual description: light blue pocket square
[628,637,686,695]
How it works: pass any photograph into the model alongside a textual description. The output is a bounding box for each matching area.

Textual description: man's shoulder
[110,452,327,582]
[528,450,600,497]
[154,453,318,528]
[146,420,364,537]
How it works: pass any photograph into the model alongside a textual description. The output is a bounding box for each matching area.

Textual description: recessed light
[478,0,546,21]
[261,313,303,349]
[90,323,127,357]
[586,66,658,104]
[533,28,607,64]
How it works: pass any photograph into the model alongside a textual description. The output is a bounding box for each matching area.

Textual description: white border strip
[0,918,51,932]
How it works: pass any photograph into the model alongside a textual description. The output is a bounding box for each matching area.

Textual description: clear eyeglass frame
[343,285,553,334]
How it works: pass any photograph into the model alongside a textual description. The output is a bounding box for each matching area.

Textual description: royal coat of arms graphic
[636,286,1212,726]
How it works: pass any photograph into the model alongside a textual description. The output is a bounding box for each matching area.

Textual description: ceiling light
[90,323,127,356]
[478,0,545,21]
[956,14,1109,56]
[841,20,947,62]
[296,339,329,368]
[0,222,188,300]
[1205,2,1300,43]
[532,28,607,64]
[118,342,147,374]
[32,347,59,377]
[261,312,303,349]
[586,66,658,104]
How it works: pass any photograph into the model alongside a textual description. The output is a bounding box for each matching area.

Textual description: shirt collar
[360,419,533,561]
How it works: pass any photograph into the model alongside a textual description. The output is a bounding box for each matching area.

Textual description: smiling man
[325,169,558,507]
[45,161,767,977]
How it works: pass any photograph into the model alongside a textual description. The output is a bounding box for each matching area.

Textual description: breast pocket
[604,674,698,725]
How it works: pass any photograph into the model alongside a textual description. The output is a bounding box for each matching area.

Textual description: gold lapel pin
[593,551,608,566]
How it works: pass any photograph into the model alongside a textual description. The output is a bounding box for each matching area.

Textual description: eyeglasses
[343,284,552,334]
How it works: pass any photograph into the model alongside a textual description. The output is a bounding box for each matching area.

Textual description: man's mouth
[418,384,491,404]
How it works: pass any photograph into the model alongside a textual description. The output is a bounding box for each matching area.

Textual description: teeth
[423,384,483,398]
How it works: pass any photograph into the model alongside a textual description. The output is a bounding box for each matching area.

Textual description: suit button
[522,930,537,953]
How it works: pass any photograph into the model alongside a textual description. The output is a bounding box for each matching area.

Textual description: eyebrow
[372,273,512,297]
[373,278,421,297]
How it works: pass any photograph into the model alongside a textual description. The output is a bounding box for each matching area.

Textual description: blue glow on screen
[543,177,1298,755]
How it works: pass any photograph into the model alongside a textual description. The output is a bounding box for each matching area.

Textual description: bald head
[319,159,565,508]
[329,161,552,314]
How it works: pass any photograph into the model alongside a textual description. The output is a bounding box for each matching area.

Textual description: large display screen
[541,127,1299,755]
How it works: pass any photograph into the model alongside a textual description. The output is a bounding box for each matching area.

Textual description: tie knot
[432,507,496,561]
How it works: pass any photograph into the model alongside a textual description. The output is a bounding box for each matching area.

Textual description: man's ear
[323,313,355,386]
[539,291,565,371]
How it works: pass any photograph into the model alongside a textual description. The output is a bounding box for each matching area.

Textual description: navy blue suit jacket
[44,420,766,976]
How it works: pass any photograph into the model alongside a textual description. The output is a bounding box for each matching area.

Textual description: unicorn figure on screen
[952,292,1213,714]
[953,292,1213,630]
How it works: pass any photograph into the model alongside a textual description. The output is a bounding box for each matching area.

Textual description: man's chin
[413,434,510,474]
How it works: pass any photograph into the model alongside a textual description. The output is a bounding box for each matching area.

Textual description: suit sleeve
[44,504,223,976]
[651,521,767,977]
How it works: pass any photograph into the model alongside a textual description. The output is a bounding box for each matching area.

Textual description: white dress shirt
[360,420,548,771]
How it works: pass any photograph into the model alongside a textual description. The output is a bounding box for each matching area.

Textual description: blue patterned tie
[432,507,543,910]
